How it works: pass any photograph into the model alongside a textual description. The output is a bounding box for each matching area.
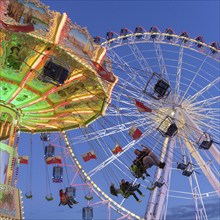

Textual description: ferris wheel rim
[100,31,220,62]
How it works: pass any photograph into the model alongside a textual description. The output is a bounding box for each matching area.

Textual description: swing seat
[182,170,193,177]
[130,164,144,179]
[85,195,93,201]
[122,191,130,198]
[110,184,119,197]
[45,194,54,201]
[25,192,33,199]
[154,181,164,188]
[177,163,188,170]
[132,184,141,190]
[199,140,213,150]
[147,185,157,191]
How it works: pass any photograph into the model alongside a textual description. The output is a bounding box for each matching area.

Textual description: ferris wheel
[64,26,220,219]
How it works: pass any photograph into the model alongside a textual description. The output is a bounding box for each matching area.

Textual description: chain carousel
[0,0,117,219]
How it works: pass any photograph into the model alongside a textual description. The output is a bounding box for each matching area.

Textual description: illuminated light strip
[96,47,107,64]
[54,13,67,44]
[53,94,96,112]
[31,122,58,129]
[70,94,95,101]
[7,49,50,104]
[20,73,83,109]
[55,93,98,110]
[0,113,9,137]
[62,131,142,220]
[23,94,95,114]
[66,73,83,83]
[54,101,71,110]
[20,87,58,109]
[22,125,36,131]
[7,71,33,104]
[24,110,94,121]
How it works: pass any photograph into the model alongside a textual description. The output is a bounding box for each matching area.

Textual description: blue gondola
[180,31,189,43]
[82,207,93,220]
[134,26,143,38]
[106,31,114,41]
[93,36,101,44]
[149,26,160,39]
[210,42,219,54]
[52,166,63,183]
[195,36,204,48]
[40,133,50,142]
[120,28,128,40]
[44,145,55,159]
[165,28,174,40]
[157,116,178,137]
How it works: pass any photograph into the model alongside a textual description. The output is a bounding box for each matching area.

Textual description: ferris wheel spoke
[182,110,220,164]
[127,41,153,73]
[179,54,209,104]
[88,127,155,177]
[186,95,220,108]
[174,46,184,102]
[71,117,153,144]
[154,42,170,82]
[189,116,220,134]
[186,77,220,104]
[108,49,148,87]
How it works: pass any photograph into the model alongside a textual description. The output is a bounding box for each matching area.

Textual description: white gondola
[157,116,178,137]
[197,132,213,150]
[143,72,171,100]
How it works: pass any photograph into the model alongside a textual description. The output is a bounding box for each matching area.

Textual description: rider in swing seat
[119,179,144,203]
[134,145,165,170]
[59,189,78,208]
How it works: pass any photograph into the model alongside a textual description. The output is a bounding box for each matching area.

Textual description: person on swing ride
[134,145,165,171]
[120,179,144,203]
[59,189,78,208]
[110,180,144,203]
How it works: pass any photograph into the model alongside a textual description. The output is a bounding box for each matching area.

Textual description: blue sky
[17,0,220,219]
